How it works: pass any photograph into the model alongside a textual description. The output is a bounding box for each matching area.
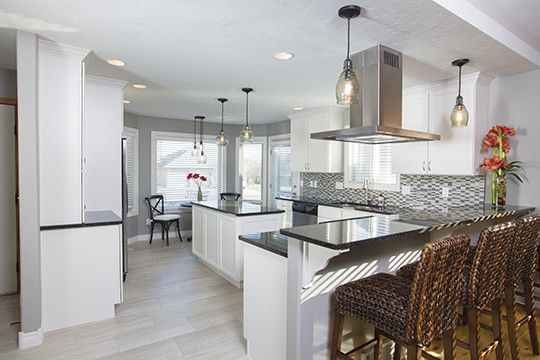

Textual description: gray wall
[123,112,290,238]
[0,68,17,98]
[16,31,42,335]
[488,69,540,209]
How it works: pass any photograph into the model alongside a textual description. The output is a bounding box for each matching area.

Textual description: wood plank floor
[1,237,540,359]
[0,238,248,359]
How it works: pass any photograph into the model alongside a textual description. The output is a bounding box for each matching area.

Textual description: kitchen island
[239,204,535,360]
[191,200,284,287]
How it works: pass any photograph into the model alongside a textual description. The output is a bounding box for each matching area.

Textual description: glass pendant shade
[451,95,469,127]
[191,143,201,157]
[240,125,253,143]
[198,149,207,164]
[336,58,360,105]
[216,131,229,146]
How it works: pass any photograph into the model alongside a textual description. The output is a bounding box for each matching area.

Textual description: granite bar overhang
[192,200,284,217]
[279,204,535,251]
[239,232,288,258]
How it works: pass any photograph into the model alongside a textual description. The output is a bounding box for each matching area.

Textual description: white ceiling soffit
[433,0,540,66]
[0,0,537,124]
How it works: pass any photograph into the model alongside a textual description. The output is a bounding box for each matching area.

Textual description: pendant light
[196,116,207,164]
[450,58,470,127]
[216,98,229,146]
[240,88,254,143]
[191,116,201,157]
[335,5,362,105]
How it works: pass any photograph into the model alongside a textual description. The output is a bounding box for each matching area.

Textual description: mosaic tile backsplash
[300,173,486,210]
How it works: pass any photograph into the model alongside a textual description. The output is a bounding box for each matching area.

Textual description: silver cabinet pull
[428,161,432,172]
[422,161,426,172]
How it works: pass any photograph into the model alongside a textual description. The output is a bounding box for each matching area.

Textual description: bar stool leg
[524,277,540,355]
[442,329,455,360]
[491,298,504,360]
[505,285,520,360]
[393,343,402,360]
[467,307,480,360]
[330,310,344,360]
[406,345,420,360]
[374,328,382,360]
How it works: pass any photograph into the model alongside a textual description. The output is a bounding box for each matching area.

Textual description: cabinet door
[275,200,293,227]
[204,212,219,267]
[308,112,333,173]
[220,215,237,279]
[290,115,309,172]
[428,86,475,175]
[392,90,429,175]
[192,207,204,258]
[342,209,375,220]
[318,206,343,221]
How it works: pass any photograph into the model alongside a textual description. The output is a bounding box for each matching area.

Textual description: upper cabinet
[38,40,90,226]
[393,72,492,176]
[289,107,345,173]
[84,75,127,216]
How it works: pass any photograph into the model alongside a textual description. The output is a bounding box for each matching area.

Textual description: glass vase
[491,174,506,207]
[197,186,203,201]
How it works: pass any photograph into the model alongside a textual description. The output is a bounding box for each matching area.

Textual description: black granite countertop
[279,204,535,250]
[40,210,122,231]
[275,195,397,215]
[192,200,285,217]
[239,231,288,258]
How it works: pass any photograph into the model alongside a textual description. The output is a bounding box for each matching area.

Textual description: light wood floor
[0,238,248,359]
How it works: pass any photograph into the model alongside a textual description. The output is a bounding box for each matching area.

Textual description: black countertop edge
[279,226,426,251]
[239,232,288,258]
[192,201,285,217]
[275,195,397,215]
[40,210,122,231]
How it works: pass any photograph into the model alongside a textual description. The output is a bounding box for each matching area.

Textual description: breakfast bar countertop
[192,200,285,217]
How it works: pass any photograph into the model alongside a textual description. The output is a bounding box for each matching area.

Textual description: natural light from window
[345,143,399,191]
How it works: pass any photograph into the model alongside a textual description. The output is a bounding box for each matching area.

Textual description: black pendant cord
[458,65,462,97]
[199,117,203,146]
[245,92,249,127]
[193,118,197,148]
[346,18,351,60]
[221,102,225,132]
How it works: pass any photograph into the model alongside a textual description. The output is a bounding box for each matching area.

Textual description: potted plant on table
[187,173,207,201]
[479,125,524,207]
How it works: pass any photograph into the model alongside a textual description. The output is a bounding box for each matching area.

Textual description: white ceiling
[0,0,538,124]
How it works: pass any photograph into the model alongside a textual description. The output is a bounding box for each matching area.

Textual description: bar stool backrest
[468,221,518,308]
[510,215,540,284]
[404,234,471,346]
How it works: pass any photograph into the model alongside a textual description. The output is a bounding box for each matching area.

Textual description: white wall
[488,69,540,208]
[0,68,17,98]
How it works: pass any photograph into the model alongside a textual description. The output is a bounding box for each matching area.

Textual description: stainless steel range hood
[311,45,440,144]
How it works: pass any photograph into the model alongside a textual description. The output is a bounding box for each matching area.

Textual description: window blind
[347,143,397,186]
[123,128,138,216]
[272,145,292,196]
[153,133,223,205]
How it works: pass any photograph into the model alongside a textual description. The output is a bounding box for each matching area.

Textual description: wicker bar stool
[397,221,519,360]
[330,234,471,360]
[505,215,540,359]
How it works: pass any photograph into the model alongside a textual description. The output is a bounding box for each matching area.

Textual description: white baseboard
[128,231,192,244]
[18,327,43,349]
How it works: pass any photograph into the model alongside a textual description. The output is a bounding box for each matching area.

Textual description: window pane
[154,134,222,205]
[347,143,397,185]
[273,145,292,196]
[240,143,263,201]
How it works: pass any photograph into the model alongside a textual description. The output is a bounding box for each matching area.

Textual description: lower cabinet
[41,224,122,332]
[191,205,284,287]
[275,199,293,227]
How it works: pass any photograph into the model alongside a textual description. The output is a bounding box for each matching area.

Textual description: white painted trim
[18,328,44,349]
[86,74,128,89]
[432,0,540,67]
[403,72,494,93]
[37,38,90,61]
[235,136,268,203]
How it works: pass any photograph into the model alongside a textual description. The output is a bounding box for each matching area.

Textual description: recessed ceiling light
[107,59,126,66]
[132,83,147,89]
[123,99,130,104]
[275,51,294,60]
[293,106,303,111]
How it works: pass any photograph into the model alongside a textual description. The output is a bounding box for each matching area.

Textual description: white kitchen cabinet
[392,72,492,176]
[38,40,90,226]
[41,225,122,332]
[84,75,127,216]
[204,211,219,268]
[318,205,343,221]
[275,199,293,227]
[289,107,345,173]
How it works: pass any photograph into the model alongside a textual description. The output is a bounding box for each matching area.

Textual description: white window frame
[235,136,268,203]
[267,134,291,205]
[343,143,400,192]
[151,131,226,208]
[122,126,139,217]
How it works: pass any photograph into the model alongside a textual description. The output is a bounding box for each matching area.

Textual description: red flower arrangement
[187,173,207,201]
[479,125,523,206]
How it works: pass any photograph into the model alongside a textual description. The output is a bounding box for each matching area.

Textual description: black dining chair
[145,195,182,246]
[220,192,241,201]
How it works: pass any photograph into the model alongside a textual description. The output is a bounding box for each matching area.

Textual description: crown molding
[86,74,128,89]
[38,38,90,61]
[404,71,495,94]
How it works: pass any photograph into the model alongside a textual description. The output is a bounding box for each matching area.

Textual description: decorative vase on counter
[197,186,203,201]
[494,175,507,207]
